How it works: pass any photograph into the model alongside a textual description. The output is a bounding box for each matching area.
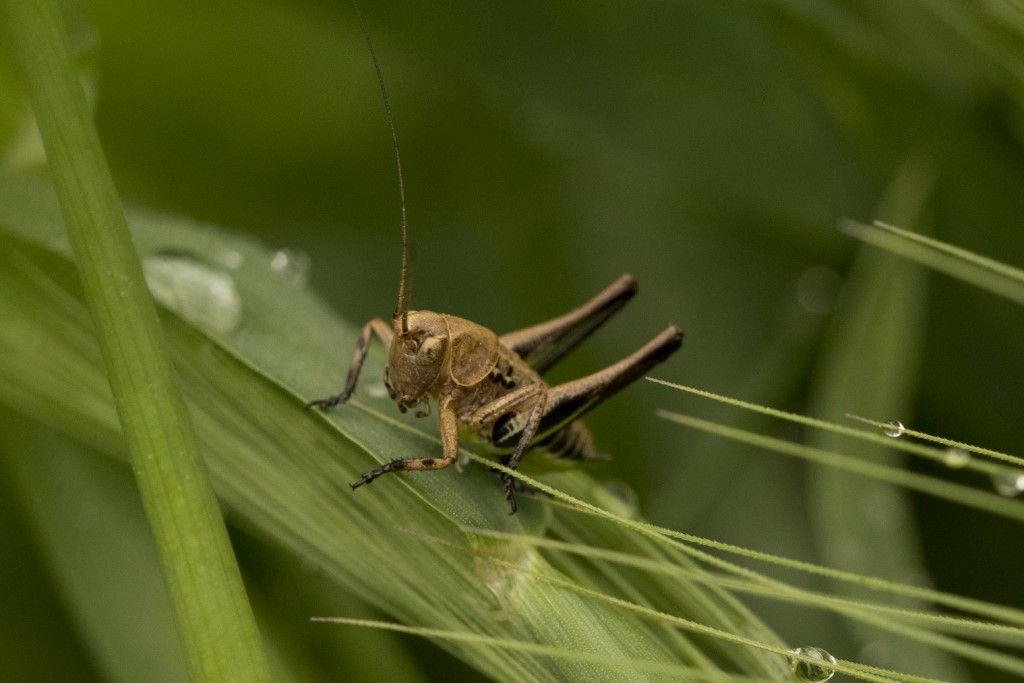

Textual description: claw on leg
[503,475,518,514]
[350,459,399,489]
[350,464,385,491]
[306,391,351,411]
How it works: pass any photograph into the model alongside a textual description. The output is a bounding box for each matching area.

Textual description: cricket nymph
[309,274,682,513]
[309,12,682,512]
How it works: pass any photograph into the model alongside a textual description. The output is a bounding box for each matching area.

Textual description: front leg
[308,317,393,410]
[352,395,459,489]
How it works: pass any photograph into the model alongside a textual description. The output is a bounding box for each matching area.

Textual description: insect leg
[499,325,683,446]
[351,396,459,489]
[307,317,393,410]
[501,391,548,514]
[499,274,637,373]
[465,383,545,430]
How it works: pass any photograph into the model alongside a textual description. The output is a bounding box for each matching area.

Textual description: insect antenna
[351,0,410,335]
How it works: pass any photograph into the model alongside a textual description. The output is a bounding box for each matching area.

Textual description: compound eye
[417,336,444,365]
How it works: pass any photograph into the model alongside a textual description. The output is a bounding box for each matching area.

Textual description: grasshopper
[308,8,683,513]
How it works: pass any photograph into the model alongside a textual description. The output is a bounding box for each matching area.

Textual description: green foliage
[0,172,789,680]
[2,1,267,679]
[4,1,1024,681]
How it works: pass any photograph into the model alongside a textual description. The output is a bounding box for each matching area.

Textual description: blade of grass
[541,523,720,671]
[477,557,930,683]
[309,618,755,681]
[872,220,1024,284]
[468,469,1024,677]
[647,378,1011,476]
[463,529,1024,646]
[545,490,790,676]
[237,533,429,683]
[462,457,1024,629]
[657,411,1024,523]
[442,524,1024,670]
[471,510,1024,675]
[843,412,1024,470]
[841,219,1024,305]
[1,2,269,680]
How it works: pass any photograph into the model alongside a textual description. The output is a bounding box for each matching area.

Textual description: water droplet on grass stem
[788,646,836,682]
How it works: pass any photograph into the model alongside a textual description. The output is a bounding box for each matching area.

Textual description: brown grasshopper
[308,8,682,512]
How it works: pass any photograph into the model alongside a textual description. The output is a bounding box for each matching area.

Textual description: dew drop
[788,646,836,683]
[217,248,244,269]
[942,447,970,469]
[270,248,311,287]
[992,469,1024,497]
[883,420,905,438]
[143,254,243,334]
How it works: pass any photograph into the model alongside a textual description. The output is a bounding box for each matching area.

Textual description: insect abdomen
[537,421,603,461]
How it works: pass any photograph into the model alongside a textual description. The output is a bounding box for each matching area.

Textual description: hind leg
[499,274,637,373]
[494,326,683,452]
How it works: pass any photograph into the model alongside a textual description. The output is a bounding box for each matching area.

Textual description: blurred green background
[3,0,1024,680]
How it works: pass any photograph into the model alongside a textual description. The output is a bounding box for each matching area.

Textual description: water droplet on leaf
[143,254,242,334]
[942,448,970,469]
[883,420,905,438]
[270,248,311,287]
[217,248,244,269]
[992,469,1024,497]
[788,646,836,682]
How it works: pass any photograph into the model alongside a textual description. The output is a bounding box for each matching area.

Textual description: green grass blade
[311,618,744,681]
[468,454,1024,630]
[476,467,1024,676]
[872,220,1024,285]
[464,529,1024,646]
[500,471,1024,675]
[1,2,270,680]
[657,411,1024,523]
[647,379,1012,476]
[841,219,1024,305]
[843,412,1024,470]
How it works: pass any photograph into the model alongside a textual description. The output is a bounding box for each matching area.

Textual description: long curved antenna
[351,0,409,334]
